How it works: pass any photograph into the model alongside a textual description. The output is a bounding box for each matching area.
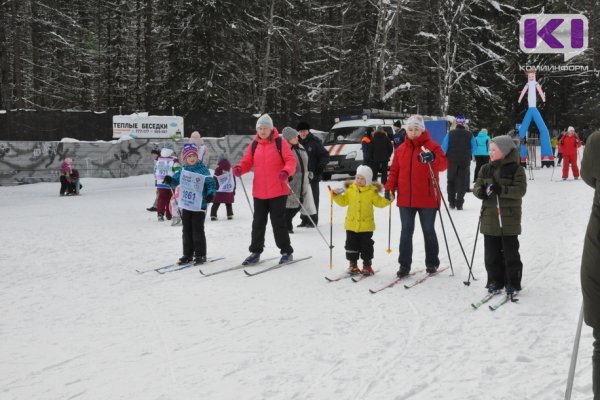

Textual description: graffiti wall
[0,136,255,186]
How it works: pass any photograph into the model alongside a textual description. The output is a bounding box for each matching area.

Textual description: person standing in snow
[154,143,179,221]
[472,128,491,185]
[296,121,329,228]
[442,115,475,210]
[281,127,315,234]
[163,143,216,265]
[560,126,582,180]
[384,114,448,278]
[210,158,235,221]
[233,114,297,265]
[189,131,210,166]
[472,135,527,296]
[331,165,391,276]
[59,157,73,196]
[147,149,161,212]
[369,129,394,184]
[580,131,600,399]
[392,120,406,149]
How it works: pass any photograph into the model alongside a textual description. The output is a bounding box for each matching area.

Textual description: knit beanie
[163,141,174,150]
[356,165,373,185]
[491,135,517,156]
[393,120,402,128]
[405,115,425,130]
[65,157,73,164]
[455,115,466,125]
[181,143,199,161]
[567,126,575,132]
[256,114,274,130]
[296,121,310,131]
[281,126,299,141]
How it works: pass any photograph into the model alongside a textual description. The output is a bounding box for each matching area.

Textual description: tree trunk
[259,0,276,113]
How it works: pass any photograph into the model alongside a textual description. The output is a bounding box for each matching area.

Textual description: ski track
[0,165,597,400]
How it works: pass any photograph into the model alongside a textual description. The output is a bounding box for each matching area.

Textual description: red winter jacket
[236,128,297,200]
[559,134,581,157]
[384,130,448,208]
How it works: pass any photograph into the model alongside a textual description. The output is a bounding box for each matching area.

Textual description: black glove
[288,175,293,182]
[418,150,435,163]
[384,191,392,201]
[206,193,215,203]
[485,183,502,197]
[162,175,173,185]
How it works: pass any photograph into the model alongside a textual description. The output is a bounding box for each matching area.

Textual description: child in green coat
[331,165,391,275]
[473,135,527,297]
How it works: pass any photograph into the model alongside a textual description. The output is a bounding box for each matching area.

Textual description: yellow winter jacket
[333,181,391,232]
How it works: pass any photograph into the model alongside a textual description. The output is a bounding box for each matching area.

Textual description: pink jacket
[236,128,297,200]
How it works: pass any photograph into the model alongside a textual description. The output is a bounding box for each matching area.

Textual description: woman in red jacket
[384,114,448,278]
[233,114,297,265]
[560,126,582,180]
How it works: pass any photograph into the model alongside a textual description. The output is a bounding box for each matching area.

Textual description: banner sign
[112,115,184,139]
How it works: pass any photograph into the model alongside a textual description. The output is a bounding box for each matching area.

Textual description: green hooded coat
[472,148,527,236]
[581,131,600,328]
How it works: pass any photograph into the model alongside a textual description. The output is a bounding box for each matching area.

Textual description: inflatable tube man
[517,67,553,166]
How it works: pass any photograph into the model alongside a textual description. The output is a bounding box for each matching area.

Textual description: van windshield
[325,126,368,144]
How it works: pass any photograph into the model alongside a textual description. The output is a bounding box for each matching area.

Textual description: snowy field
[0,165,596,400]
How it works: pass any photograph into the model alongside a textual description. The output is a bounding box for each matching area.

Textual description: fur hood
[343,180,384,192]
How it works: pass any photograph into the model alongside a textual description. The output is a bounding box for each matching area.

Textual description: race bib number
[216,172,234,193]
[178,170,206,211]
[155,158,174,187]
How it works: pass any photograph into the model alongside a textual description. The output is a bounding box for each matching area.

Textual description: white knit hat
[567,126,575,132]
[405,114,425,130]
[356,165,373,185]
[256,114,274,130]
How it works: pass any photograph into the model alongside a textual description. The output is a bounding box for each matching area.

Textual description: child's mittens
[163,175,173,185]
[485,183,501,197]
[384,190,394,201]
[331,187,345,195]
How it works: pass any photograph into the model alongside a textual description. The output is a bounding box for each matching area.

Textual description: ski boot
[347,263,361,276]
[242,253,261,265]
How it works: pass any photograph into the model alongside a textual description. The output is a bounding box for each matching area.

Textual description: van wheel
[321,173,332,181]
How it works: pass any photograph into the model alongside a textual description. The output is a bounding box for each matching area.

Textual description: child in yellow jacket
[331,165,391,275]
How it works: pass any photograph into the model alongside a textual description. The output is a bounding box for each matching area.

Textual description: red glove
[278,170,289,182]
[232,166,242,177]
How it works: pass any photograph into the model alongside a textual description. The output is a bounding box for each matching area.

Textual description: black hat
[393,120,401,128]
[296,122,310,131]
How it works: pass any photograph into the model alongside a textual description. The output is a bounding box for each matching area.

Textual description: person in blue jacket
[473,128,491,184]
[164,143,216,265]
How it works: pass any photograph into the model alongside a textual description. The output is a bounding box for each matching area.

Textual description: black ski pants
[345,231,374,265]
[483,235,523,291]
[250,195,293,255]
[370,160,389,184]
[181,209,206,258]
[446,162,469,207]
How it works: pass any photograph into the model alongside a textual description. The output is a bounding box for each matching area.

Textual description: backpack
[251,136,284,162]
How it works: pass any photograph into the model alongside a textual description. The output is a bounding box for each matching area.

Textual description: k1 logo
[519,14,588,61]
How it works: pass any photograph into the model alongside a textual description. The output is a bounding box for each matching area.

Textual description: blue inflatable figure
[517,67,554,167]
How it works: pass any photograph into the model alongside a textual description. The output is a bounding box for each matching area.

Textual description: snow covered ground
[0,166,596,400]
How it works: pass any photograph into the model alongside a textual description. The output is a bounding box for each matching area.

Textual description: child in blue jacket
[164,143,216,265]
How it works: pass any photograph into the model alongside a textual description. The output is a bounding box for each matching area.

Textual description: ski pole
[564,303,584,400]
[236,175,253,216]
[422,146,474,278]
[464,208,482,286]
[386,200,392,254]
[169,186,183,219]
[287,184,332,249]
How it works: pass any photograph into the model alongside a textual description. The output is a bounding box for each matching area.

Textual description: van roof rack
[337,109,408,122]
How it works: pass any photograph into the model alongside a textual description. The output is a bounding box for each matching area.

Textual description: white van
[321,110,405,180]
